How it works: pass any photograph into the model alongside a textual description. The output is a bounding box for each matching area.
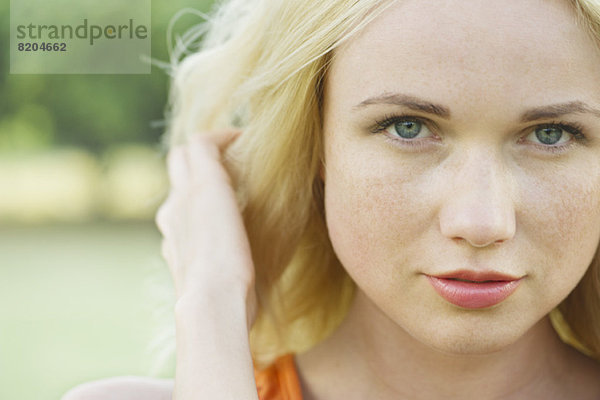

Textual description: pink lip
[426,270,522,309]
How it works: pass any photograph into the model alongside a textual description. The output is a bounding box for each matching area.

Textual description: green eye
[523,122,587,153]
[534,126,564,145]
[393,120,422,139]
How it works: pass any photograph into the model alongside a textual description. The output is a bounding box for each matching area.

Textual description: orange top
[253,354,303,400]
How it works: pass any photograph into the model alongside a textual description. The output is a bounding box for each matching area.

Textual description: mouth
[426,270,523,309]
[447,278,502,283]
[433,270,521,282]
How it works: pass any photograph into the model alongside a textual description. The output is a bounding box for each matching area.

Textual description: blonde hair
[160,0,600,370]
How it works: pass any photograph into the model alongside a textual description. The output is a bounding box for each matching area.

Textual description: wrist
[174,286,250,328]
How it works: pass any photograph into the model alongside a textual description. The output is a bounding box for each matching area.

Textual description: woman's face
[322,0,600,353]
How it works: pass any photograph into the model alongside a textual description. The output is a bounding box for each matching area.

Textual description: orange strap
[254,354,303,400]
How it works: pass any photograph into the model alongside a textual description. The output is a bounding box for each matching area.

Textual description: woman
[63,0,600,398]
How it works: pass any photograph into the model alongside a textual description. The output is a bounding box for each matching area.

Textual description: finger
[204,129,242,153]
[160,239,182,295]
[187,132,238,186]
[166,145,190,190]
[160,238,177,271]
[155,200,171,236]
[188,129,242,159]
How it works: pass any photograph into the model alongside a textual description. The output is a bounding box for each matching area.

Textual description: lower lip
[426,276,521,309]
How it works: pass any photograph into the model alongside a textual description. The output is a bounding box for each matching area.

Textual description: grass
[0,221,174,400]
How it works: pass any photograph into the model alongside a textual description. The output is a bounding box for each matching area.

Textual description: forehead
[327,0,600,114]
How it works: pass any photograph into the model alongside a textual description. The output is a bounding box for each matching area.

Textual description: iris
[535,127,563,145]
[394,120,422,139]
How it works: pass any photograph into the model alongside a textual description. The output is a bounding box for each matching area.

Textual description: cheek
[323,143,433,282]
[519,165,600,289]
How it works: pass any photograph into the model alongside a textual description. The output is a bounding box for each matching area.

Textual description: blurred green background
[1,1,215,398]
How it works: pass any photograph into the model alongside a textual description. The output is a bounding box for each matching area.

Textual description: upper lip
[430,270,522,282]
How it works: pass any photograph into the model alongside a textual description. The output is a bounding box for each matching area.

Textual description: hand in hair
[156,130,260,399]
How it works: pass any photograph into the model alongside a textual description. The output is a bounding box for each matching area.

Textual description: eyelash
[370,115,435,151]
[370,114,588,154]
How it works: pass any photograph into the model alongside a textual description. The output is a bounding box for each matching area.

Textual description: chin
[407,313,532,356]
[426,336,516,356]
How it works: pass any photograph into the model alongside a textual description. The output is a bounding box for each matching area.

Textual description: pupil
[394,121,421,139]
[535,127,562,145]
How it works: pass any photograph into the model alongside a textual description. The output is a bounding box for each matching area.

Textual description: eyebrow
[519,101,600,122]
[354,93,451,118]
[353,93,600,122]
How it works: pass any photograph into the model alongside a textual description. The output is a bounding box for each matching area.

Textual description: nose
[438,148,516,248]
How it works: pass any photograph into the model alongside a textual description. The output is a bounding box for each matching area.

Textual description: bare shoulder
[61,376,174,400]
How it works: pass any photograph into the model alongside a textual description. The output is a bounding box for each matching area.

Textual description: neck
[295,289,582,400]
